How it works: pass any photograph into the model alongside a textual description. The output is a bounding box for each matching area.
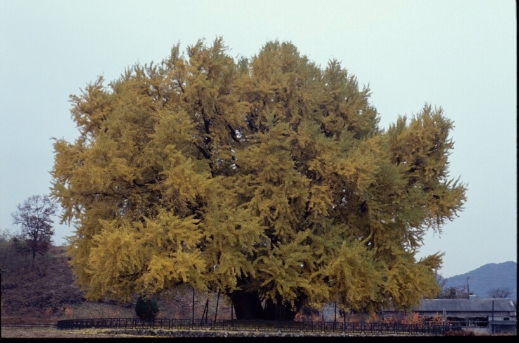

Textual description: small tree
[135,295,159,321]
[487,287,513,298]
[11,195,57,265]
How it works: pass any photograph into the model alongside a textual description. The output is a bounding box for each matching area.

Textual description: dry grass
[3,324,515,338]
[0,327,139,338]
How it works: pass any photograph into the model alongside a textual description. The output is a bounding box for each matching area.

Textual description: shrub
[445,329,475,336]
[401,312,424,325]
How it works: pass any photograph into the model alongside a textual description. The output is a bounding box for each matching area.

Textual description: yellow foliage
[52,38,466,316]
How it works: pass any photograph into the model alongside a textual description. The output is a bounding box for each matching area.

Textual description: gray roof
[415,298,516,312]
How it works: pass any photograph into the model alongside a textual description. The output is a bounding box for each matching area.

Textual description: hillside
[0,245,84,316]
[0,244,233,321]
[443,261,517,301]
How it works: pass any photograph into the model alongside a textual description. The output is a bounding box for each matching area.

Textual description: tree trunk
[229,290,307,321]
[263,293,306,321]
[229,290,264,320]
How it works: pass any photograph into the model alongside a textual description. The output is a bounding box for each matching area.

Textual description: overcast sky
[1,0,516,279]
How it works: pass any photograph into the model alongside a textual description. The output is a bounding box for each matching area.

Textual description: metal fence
[56,318,455,335]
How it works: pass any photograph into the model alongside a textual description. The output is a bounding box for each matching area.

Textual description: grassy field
[6,326,509,338]
[0,327,140,338]
[0,326,427,338]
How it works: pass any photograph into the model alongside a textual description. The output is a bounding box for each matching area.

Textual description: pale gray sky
[0,0,516,278]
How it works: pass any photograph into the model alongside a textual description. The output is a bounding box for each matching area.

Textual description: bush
[135,296,159,321]
[445,329,475,336]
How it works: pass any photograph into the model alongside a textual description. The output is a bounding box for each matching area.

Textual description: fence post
[213,291,220,327]
[231,298,234,325]
[191,287,195,329]
[333,302,337,332]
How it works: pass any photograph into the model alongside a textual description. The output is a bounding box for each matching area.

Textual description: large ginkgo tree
[51,38,466,320]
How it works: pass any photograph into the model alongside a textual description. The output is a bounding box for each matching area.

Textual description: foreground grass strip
[1,327,141,338]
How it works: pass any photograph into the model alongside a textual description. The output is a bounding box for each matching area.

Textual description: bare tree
[11,195,57,265]
[436,284,473,299]
[487,287,512,298]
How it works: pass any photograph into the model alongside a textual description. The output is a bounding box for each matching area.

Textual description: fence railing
[56,318,456,335]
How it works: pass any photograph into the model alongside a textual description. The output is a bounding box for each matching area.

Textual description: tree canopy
[11,195,57,265]
[51,38,467,320]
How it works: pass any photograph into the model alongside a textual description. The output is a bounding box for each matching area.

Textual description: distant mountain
[443,261,517,301]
